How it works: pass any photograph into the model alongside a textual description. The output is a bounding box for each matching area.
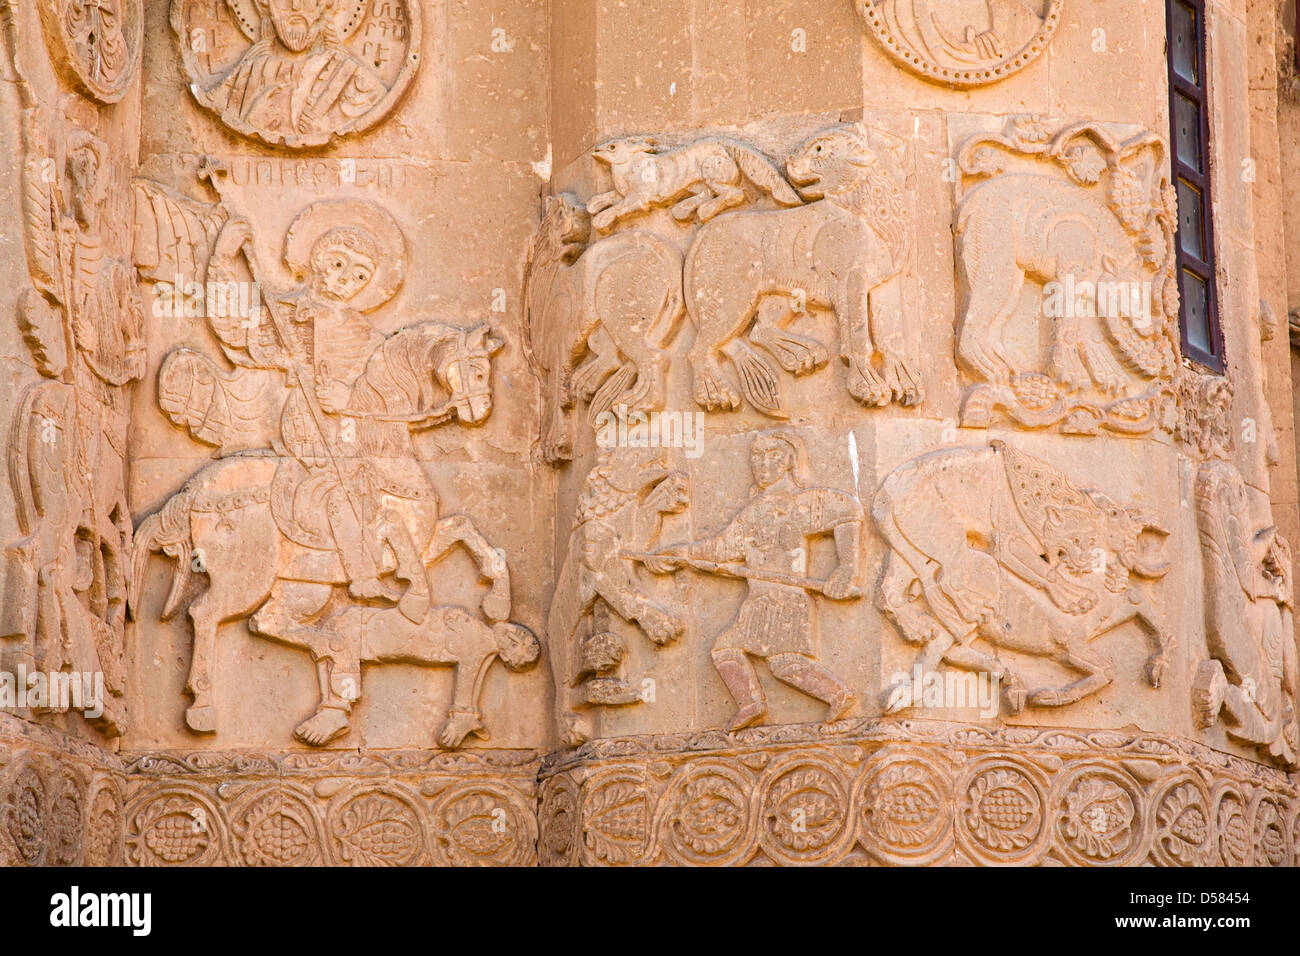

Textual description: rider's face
[266,0,331,52]
[313,242,375,302]
[750,440,793,489]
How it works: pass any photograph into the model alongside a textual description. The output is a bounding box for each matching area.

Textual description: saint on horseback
[131,192,519,745]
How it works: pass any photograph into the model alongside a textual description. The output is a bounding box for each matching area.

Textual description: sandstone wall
[0,0,1296,868]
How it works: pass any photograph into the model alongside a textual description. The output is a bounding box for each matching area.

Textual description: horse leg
[376,507,429,624]
[427,514,510,621]
[184,594,222,734]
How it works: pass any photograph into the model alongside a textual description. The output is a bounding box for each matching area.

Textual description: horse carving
[129,321,522,746]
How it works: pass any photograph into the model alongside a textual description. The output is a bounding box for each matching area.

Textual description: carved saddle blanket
[269,457,435,551]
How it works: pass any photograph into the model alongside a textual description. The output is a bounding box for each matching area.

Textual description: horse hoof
[481,591,511,623]
[185,705,217,735]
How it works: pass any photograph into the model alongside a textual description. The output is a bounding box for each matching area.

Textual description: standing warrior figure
[644,430,861,730]
[3,115,143,735]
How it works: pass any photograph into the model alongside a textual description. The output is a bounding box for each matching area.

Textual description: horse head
[428,323,504,426]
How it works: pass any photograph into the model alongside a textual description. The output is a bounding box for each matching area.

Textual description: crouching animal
[872,440,1171,714]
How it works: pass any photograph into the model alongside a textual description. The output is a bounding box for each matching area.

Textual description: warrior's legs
[767,652,857,722]
[712,648,768,731]
[326,488,388,601]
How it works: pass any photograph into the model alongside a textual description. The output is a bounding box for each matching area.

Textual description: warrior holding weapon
[637,429,862,730]
[202,185,432,612]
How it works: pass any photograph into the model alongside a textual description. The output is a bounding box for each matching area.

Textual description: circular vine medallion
[326,787,425,867]
[1052,764,1149,867]
[125,788,226,866]
[231,787,324,867]
[856,0,1064,88]
[857,751,953,865]
[656,762,757,866]
[759,755,855,866]
[955,757,1049,865]
[1150,775,1213,868]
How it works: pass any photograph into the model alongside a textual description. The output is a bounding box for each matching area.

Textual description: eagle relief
[171,0,421,148]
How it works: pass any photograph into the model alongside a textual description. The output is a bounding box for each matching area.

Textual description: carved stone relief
[954,118,1180,436]
[856,0,1063,88]
[0,104,142,737]
[642,430,864,732]
[548,448,689,746]
[524,123,923,464]
[874,440,1171,716]
[130,168,534,750]
[540,720,1299,867]
[37,0,144,103]
[1182,374,1299,771]
[120,748,538,867]
[170,0,421,148]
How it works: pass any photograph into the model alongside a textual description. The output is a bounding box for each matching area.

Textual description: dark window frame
[1167,0,1224,371]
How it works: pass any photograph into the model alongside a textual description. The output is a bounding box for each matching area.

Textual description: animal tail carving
[587,362,640,424]
[129,488,196,622]
[731,343,786,418]
[727,144,802,207]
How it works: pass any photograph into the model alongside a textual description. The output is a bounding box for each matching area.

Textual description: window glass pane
[1181,269,1213,356]
[1176,179,1205,259]
[1170,2,1198,83]
[1174,93,1203,172]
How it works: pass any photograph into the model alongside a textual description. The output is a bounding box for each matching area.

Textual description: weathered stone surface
[0,0,1297,867]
